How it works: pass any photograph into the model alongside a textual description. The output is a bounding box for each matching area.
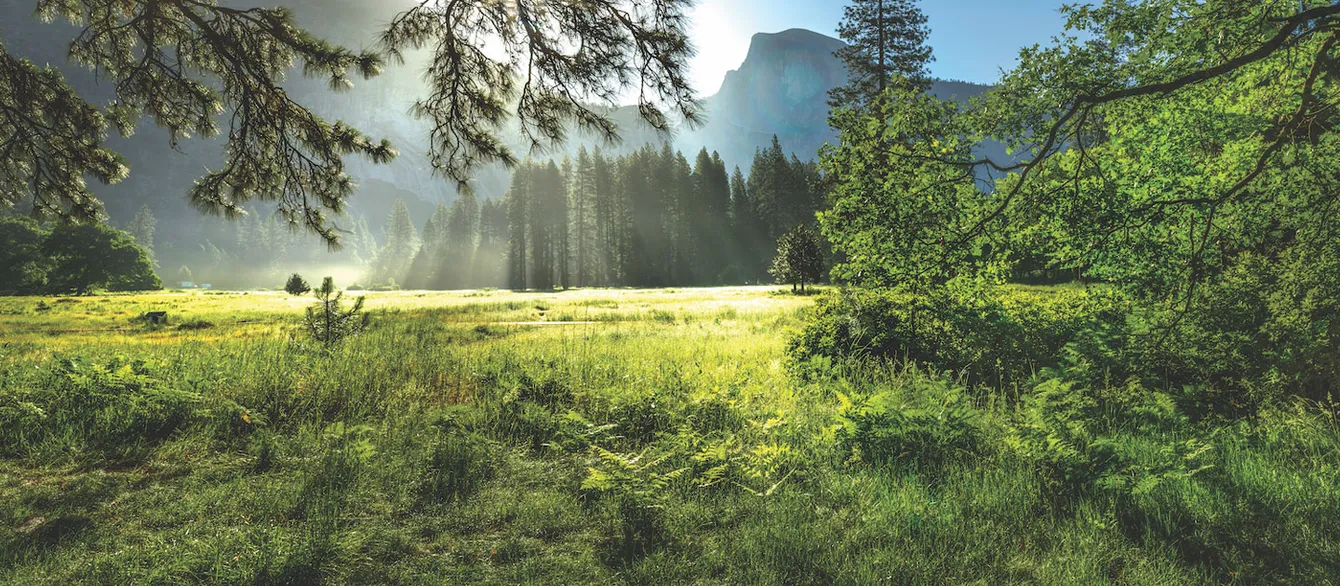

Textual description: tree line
[372,138,826,290]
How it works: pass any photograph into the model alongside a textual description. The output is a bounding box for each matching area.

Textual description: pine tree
[477,199,510,288]
[507,166,532,290]
[572,147,597,287]
[442,192,480,289]
[351,215,380,272]
[830,0,934,109]
[374,199,419,288]
[127,205,156,253]
[729,166,757,282]
[304,277,369,346]
[407,204,450,289]
[285,273,311,296]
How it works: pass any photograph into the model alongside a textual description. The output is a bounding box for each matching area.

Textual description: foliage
[1006,379,1215,501]
[790,284,1128,386]
[0,356,239,462]
[830,0,933,108]
[283,273,311,296]
[768,224,824,293]
[0,215,51,295]
[581,446,687,559]
[42,222,161,294]
[304,277,368,346]
[832,378,984,470]
[819,92,994,289]
[1,288,1339,583]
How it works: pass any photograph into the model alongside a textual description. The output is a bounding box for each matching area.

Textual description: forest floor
[1,287,1337,584]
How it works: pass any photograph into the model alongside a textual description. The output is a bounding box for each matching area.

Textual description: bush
[1139,246,1340,405]
[833,376,985,470]
[1006,378,1213,500]
[790,283,1128,387]
[285,273,311,296]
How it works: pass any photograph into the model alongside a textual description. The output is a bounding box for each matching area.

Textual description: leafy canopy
[822,0,1340,316]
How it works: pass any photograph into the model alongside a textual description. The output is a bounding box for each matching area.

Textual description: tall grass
[0,287,1337,584]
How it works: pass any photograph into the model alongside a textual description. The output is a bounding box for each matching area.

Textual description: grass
[0,286,1338,584]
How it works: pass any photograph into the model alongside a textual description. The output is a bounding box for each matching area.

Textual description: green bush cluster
[1142,248,1340,404]
[790,284,1127,386]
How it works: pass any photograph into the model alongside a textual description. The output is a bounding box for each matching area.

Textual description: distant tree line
[373,138,826,291]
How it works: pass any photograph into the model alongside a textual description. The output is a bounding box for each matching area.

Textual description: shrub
[1006,378,1214,500]
[833,377,985,470]
[1138,246,1340,405]
[790,283,1128,387]
[581,446,687,559]
[285,273,311,296]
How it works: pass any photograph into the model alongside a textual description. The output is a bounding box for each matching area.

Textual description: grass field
[1,287,1339,584]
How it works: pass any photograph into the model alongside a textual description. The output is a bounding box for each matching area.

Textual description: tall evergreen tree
[507,166,532,290]
[477,199,510,288]
[406,204,450,289]
[572,147,597,287]
[374,199,419,287]
[127,204,158,269]
[127,205,156,253]
[830,0,934,109]
[729,165,757,281]
[440,192,480,289]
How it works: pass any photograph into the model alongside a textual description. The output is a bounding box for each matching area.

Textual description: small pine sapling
[304,277,369,346]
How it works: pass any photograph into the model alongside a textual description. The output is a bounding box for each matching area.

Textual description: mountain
[587,28,1000,176]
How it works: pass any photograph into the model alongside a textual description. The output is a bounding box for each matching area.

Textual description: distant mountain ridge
[588,28,999,175]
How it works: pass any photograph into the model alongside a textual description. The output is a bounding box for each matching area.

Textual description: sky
[687,0,1076,94]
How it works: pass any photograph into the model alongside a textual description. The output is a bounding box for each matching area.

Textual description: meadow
[1,287,1338,584]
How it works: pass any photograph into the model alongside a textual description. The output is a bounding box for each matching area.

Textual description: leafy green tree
[43,223,160,294]
[2,0,698,242]
[285,273,311,296]
[769,224,824,293]
[0,215,52,295]
[819,92,986,289]
[830,0,934,108]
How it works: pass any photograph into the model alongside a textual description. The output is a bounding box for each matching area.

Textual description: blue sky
[687,0,1075,93]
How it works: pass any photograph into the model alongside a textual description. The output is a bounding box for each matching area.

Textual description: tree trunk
[878,0,886,94]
